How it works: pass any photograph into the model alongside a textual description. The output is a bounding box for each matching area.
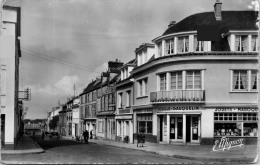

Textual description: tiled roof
[163,11,258,36]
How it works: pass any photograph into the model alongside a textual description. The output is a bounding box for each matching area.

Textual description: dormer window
[251,35,258,52]
[158,42,162,57]
[235,35,248,52]
[178,36,189,53]
[194,35,204,52]
[165,39,174,55]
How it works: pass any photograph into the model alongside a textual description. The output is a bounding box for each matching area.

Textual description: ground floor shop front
[96,114,116,140]
[85,119,96,139]
[133,105,258,145]
[115,114,133,143]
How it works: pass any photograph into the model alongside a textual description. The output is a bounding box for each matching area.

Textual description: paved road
[0,135,240,164]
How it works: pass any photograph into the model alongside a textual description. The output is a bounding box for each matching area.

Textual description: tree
[49,115,59,131]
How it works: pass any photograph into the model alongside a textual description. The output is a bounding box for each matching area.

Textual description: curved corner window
[177,36,189,53]
[194,35,204,52]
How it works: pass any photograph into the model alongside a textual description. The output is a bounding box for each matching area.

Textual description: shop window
[214,123,242,136]
[243,123,258,136]
[137,114,153,134]
[214,113,258,137]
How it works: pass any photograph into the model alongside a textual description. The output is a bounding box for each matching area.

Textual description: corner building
[131,2,258,145]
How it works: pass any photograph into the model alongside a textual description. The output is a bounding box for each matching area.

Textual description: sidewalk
[1,135,44,155]
[89,139,258,163]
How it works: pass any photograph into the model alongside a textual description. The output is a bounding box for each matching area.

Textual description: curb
[94,141,256,163]
[1,136,45,155]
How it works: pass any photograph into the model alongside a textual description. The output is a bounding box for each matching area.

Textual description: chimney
[168,21,176,27]
[214,0,222,21]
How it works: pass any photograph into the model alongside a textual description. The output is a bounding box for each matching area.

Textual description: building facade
[96,60,123,140]
[115,59,136,143]
[131,2,258,145]
[72,97,80,138]
[0,4,21,149]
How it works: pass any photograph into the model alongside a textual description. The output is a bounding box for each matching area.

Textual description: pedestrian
[90,130,93,139]
[137,132,141,147]
[41,129,45,140]
[83,130,89,144]
[140,131,145,147]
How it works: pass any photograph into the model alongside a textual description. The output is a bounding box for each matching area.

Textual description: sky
[15,0,255,119]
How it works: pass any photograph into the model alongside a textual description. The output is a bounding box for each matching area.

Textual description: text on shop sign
[158,106,199,111]
[215,107,257,112]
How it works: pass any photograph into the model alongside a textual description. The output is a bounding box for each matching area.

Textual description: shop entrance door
[191,116,199,143]
[170,116,183,141]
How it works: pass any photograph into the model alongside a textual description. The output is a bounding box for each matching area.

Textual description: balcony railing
[150,90,205,103]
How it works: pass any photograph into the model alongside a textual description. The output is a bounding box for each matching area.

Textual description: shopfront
[157,105,202,145]
[213,107,258,144]
[115,115,133,143]
[85,120,96,139]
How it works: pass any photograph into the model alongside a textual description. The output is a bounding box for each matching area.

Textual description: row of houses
[47,0,259,145]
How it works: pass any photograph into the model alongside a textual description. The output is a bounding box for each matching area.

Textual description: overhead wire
[21,47,104,73]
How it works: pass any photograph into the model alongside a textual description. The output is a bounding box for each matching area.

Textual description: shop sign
[215,107,258,112]
[158,106,199,111]
[115,115,132,120]
[213,136,243,151]
[136,108,153,113]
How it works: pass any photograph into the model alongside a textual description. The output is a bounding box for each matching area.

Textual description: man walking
[83,130,89,144]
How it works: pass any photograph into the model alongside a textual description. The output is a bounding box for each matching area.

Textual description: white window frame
[171,71,183,90]
[126,90,130,107]
[159,73,167,91]
[186,70,201,90]
[165,39,174,55]
[235,35,248,52]
[231,70,258,92]
[158,42,162,57]
[178,36,189,53]
[251,35,258,52]
[137,78,148,97]
[194,35,204,52]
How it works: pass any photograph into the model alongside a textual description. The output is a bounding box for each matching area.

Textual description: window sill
[136,95,148,99]
[229,91,258,93]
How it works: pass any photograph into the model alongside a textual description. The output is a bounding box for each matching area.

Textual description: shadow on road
[31,135,88,150]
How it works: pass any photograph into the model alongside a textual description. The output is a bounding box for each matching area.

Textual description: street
[1,135,209,164]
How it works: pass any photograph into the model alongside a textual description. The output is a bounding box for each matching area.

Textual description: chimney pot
[168,21,176,27]
[214,0,222,21]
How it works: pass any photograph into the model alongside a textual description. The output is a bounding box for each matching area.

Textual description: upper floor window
[118,93,122,108]
[171,71,182,90]
[251,35,258,52]
[194,35,204,52]
[158,42,162,57]
[232,70,258,91]
[235,35,248,52]
[126,90,131,107]
[165,39,174,55]
[178,36,189,53]
[160,73,167,91]
[137,78,148,97]
[186,70,201,89]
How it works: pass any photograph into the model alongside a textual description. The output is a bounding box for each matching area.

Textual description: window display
[214,112,258,137]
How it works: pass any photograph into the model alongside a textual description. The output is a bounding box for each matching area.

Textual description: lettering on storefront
[158,106,199,111]
[215,107,258,112]
[136,108,153,113]
[213,137,244,151]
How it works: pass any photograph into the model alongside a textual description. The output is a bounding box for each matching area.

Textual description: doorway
[186,115,200,143]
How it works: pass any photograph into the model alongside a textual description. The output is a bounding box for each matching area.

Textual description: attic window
[178,36,189,53]
[235,35,248,52]
[251,35,258,52]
